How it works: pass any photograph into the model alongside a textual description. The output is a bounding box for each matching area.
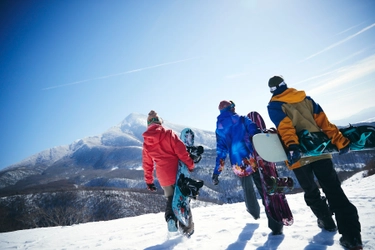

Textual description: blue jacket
[214,110,259,177]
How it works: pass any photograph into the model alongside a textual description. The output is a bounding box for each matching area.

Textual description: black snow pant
[162,185,194,234]
[240,171,284,233]
[293,159,361,238]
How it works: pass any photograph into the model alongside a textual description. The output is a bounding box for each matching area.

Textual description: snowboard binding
[177,173,204,199]
[298,130,337,156]
[265,176,294,195]
[298,126,375,156]
[340,125,374,150]
[187,145,204,163]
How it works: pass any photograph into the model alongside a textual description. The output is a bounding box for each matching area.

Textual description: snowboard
[248,111,294,226]
[253,125,375,163]
[265,176,294,195]
[172,128,204,228]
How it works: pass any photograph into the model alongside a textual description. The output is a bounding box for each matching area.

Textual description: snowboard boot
[317,216,337,232]
[165,196,177,232]
[311,196,337,231]
[166,215,178,232]
[271,228,283,235]
[177,174,204,199]
[339,234,363,250]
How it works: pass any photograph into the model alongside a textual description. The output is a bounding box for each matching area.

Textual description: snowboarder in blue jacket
[212,100,283,235]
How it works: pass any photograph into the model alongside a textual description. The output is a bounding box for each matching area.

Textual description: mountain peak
[121,113,147,126]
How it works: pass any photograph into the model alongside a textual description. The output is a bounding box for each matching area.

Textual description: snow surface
[1,173,374,250]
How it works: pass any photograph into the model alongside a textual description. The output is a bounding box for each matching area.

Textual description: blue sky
[1,0,375,169]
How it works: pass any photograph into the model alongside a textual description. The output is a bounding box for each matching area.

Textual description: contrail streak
[335,22,365,36]
[42,57,198,90]
[300,22,375,63]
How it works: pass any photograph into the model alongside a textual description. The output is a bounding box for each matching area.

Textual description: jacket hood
[217,110,240,129]
[270,88,306,104]
[142,124,167,146]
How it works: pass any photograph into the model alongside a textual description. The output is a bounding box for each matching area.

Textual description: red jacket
[142,124,194,187]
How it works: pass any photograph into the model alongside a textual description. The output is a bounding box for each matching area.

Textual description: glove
[212,174,219,185]
[146,183,157,192]
[339,144,350,155]
[287,144,302,165]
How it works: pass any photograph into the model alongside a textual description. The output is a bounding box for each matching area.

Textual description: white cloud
[307,53,375,96]
[319,49,366,72]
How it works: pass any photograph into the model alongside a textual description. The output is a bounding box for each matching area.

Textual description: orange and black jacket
[267,86,349,169]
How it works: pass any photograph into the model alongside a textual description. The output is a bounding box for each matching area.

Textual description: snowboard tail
[172,161,192,227]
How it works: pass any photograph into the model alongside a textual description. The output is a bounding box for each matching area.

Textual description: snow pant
[162,185,194,234]
[240,171,284,233]
[293,159,361,238]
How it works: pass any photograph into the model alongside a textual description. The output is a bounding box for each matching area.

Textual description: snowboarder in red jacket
[142,110,195,235]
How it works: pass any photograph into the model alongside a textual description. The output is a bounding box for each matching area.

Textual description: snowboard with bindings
[264,176,294,195]
[248,111,294,226]
[172,128,204,230]
[252,125,375,163]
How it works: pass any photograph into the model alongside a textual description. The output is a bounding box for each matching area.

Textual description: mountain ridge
[0,112,374,200]
[331,106,375,126]
[5,113,216,172]
[0,113,217,192]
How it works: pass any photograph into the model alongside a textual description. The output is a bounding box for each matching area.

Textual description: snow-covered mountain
[0,113,217,194]
[0,112,374,203]
[332,106,375,126]
[6,113,215,172]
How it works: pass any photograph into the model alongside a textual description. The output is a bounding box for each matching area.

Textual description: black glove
[339,144,350,155]
[146,183,157,192]
[287,144,302,165]
[212,174,219,185]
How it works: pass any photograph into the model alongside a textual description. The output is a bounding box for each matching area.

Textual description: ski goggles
[269,81,286,93]
[229,100,235,109]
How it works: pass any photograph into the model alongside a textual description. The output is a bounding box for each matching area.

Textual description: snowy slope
[1,173,374,250]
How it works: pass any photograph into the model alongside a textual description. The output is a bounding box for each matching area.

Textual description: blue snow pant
[240,170,284,233]
[293,159,361,238]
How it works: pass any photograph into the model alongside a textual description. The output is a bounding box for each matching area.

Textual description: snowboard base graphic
[172,161,192,227]
[172,128,204,228]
